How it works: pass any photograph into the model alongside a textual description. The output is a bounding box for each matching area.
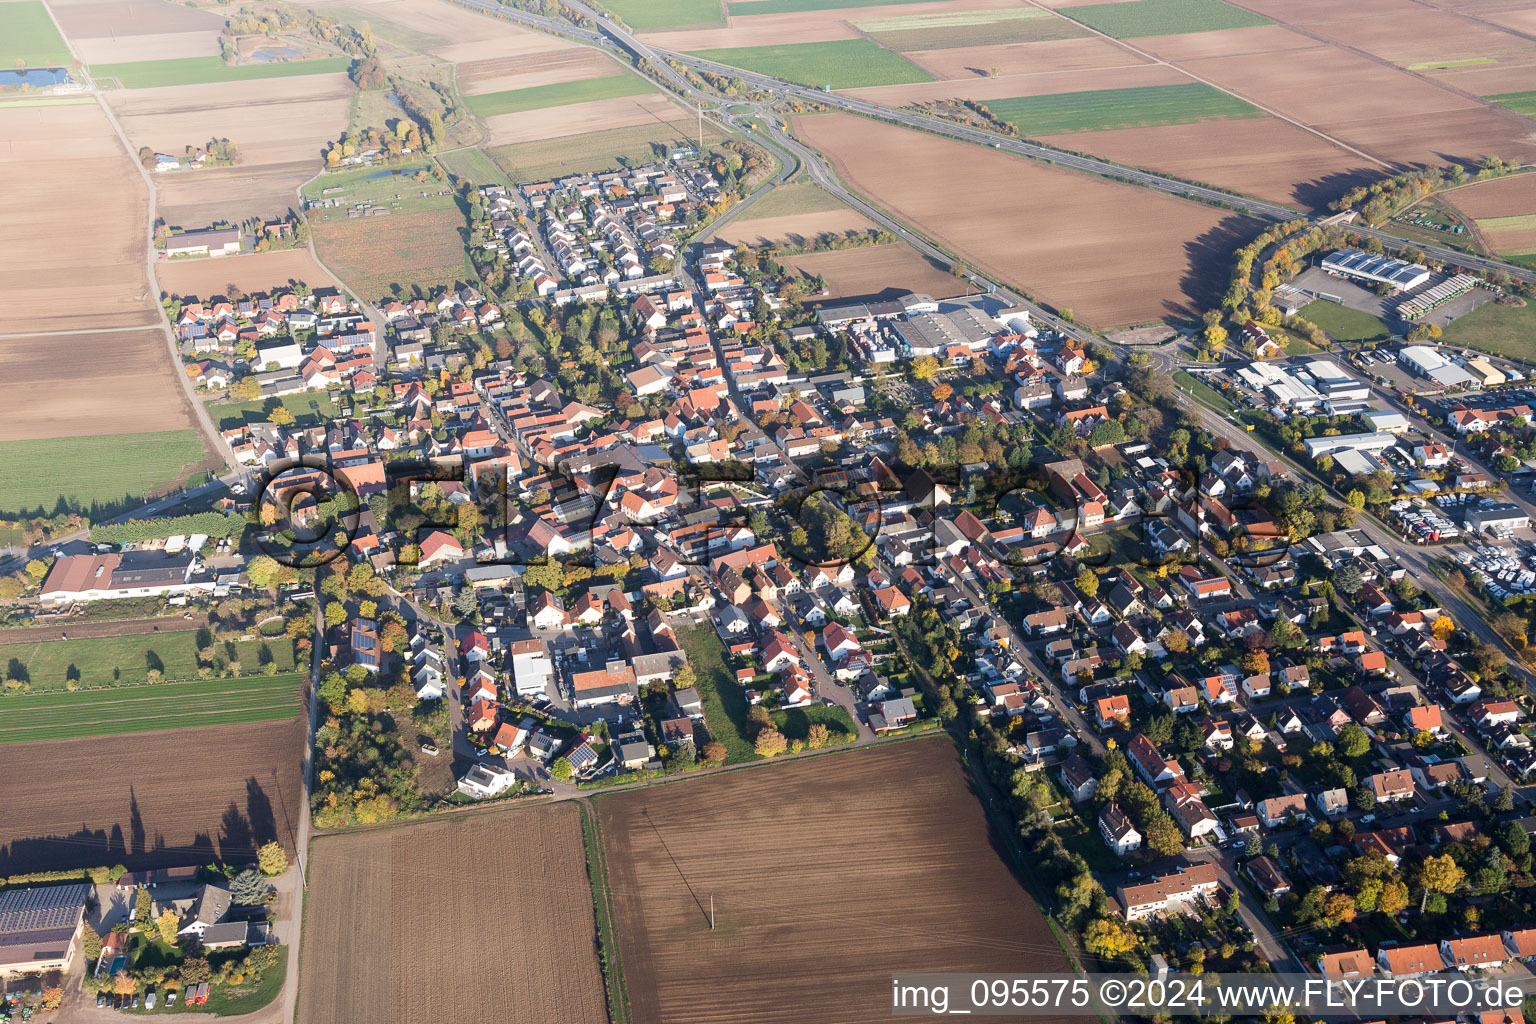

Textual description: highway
[463,0,1536,291]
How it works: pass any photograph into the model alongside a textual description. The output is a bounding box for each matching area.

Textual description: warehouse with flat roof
[1321,249,1431,291]
[1398,345,1478,390]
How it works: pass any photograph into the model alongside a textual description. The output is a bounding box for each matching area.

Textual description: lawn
[0,430,208,516]
[857,8,1085,50]
[90,55,351,89]
[988,83,1260,135]
[674,623,755,763]
[0,1,70,68]
[490,121,726,182]
[686,39,933,90]
[1058,0,1271,38]
[0,630,296,690]
[0,674,302,742]
[736,180,846,219]
[1173,370,1237,415]
[1489,90,1536,117]
[772,703,856,744]
[211,393,342,431]
[601,0,722,30]
[464,75,653,117]
[1301,300,1392,344]
[1441,298,1536,362]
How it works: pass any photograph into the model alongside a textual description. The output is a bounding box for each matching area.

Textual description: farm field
[464,74,655,117]
[781,243,971,302]
[157,249,338,300]
[1489,89,1536,116]
[1037,117,1374,207]
[729,0,940,12]
[1447,174,1536,253]
[457,49,618,95]
[436,146,513,189]
[857,7,1087,50]
[0,429,207,516]
[601,0,723,30]
[312,207,468,299]
[0,674,303,743]
[795,112,1254,326]
[1441,299,1536,363]
[728,181,845,219]
[0,102,162,334]
[1055,0,1271,38]
[0,629,295,691]
[686,39,934,89]
[490,120,727,181]
[0,1,71,67]
[481,92,692,146]
[714,185,875,244]
[299,805,607,1024]
[57,0,226,65]
[987,82,1259,134]
[90,55,352,89]
[1301,300,1392,344]
[597,736,1067,1024]
[900,36,1153,81]
[842,62,1184,107]
[0,714,305,874]
[329,0,582,63]
[107,74,353,226]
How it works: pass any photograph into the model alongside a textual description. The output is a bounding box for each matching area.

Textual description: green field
[490,120,726,182]
[464,75,653,117]
[0,430,208,516]
[1173,370,1237,415]
[0,630,295,691]
[727,0,931,13]
[857,8,1087,50]
[1441,298,1536,362]
[0,674,302,743]
[734,180,847,219]
[1408,57,1495,70]
[0,2,70,68]
[1058,0,1271,38]
[674,624,756,764]
[988,83,1260,135]
[91,55,351,90]
[318,5,445,50]
[212,393,343,430]
[1488,90,1536,117]
[437,146,513,189]
[1477,214,1536,232]
[687,39,933,89]
[601,0,723,30]
[1301,300,1393,344]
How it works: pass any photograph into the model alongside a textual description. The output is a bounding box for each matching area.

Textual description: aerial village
[13,156,1536,995]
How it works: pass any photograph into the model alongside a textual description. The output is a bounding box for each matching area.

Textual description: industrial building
[1320,249,1431,291]
[1467,502,1531,536]
[1464,358,1507,388]
[1236,358,1370,413]
[1364,410,1410,434]
[1304,432,1398,458]
[1398,346,1479,390]
[892,308,998,356]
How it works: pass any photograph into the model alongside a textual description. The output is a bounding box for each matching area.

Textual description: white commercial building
[1304,432,1399,458]
[1321,249,1432,291]
[1399,346,1479,390]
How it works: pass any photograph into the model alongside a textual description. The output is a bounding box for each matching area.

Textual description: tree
[181,958,211,985]
[1144,815,1184,856]
[156,907,180,945]
[1082,917,1137,960]
[911,355,940,380]
[1419,853,1465,896]
[81,923,103,962]
[702,741,727,766]
[1432,615,1456,642]
[551,756,573,780]
[41,986,62,1010]
[1333,563,1364,596]
[1337,723,1371,760]
[1088,419,1126,448]
[806,723,831,748]
[134,887,151,925]
[1205,323,1229,348]
[1075,567,1099,598]
[747,704,772,736]
[230,867,268,906]
[324,601,347,629]
[754,728,787,757]
[245,554,280,590]
[257,840,288,877]
[114,972,138,997]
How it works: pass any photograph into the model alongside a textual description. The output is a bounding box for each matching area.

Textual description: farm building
[40,550,208,606]
[1398,346,1478,390]
[165,228,242,259]
[1321,249,1431,291]
[0,884,89,976]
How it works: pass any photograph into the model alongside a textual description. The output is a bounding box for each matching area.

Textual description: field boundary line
[579,800,630,1024]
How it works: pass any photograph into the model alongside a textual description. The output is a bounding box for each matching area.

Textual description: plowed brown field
[795,113,1255,325]
[459,49,620,95]
[0,716,305,874]
[598,737,1070,1024]
[299,805,608,1024]
[779,243,969,302]
[157,249,337,300]
[904,35,1151,80]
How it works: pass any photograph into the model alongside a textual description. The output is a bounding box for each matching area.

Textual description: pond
[249,45,305,63]
[0,67,72,90]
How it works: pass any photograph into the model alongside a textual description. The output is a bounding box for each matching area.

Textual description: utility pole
[710,894,715,930]
[697,104,704,154]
